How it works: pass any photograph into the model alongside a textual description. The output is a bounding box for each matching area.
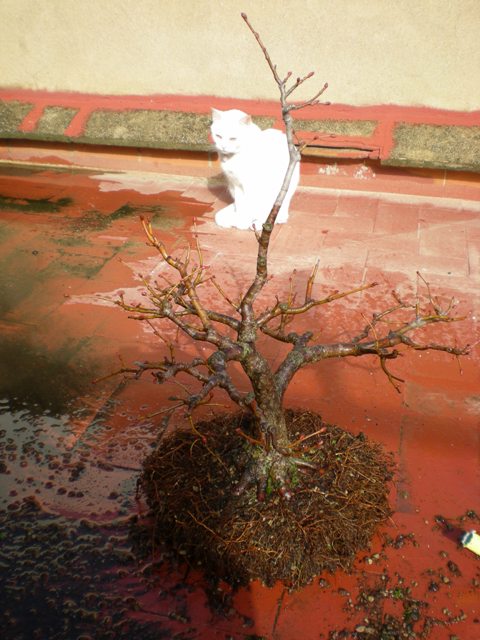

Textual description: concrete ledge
[36,106,79,136]
[0,100,33,132]
[82,109,211,150]
[1,91,479,172]
[386,123,480,172]
[295,118,377,138]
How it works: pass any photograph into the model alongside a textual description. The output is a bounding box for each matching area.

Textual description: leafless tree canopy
[109,13,469,498]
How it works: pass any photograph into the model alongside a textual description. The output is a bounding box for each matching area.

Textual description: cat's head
[210,108,253,156]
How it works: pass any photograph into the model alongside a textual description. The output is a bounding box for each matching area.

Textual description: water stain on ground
[69,203,153,232]
[0,193,73,213]
[0,168,229,638]
[0,336,97,416]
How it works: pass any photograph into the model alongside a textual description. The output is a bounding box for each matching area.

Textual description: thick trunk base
[138,410,394,589]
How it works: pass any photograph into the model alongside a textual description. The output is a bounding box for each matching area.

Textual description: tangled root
[139,410,394,589]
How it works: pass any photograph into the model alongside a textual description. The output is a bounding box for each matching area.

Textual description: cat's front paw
[250,214,288,229]
[234,218,255,230]
[215,205,254,230]
[215,205,236,228]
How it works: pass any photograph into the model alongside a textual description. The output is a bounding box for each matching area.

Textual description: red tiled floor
[0,161,479,639]
[373,202,420,236]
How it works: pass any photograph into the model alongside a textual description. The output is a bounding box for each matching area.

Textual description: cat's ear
[239,114,252,125]
[211,108,223,121]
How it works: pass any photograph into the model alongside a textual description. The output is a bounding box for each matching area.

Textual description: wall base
[1,90,479,173]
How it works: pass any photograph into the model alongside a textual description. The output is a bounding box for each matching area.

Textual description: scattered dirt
[139,409,395,589]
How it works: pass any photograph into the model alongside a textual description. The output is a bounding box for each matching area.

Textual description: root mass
[140,410,394,589]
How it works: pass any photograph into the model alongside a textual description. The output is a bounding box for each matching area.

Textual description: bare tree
[113,14,469,501]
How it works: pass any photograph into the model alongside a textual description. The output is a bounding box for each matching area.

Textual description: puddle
[0,336,98,414]
[0,386,181,638]
[0,170,226,638]
[0,494,177,640]
[0,389,242,640]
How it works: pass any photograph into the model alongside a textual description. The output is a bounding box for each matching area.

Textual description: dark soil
[140,410,395,589]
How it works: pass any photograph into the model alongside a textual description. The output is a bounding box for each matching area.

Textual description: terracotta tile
[314,213,374,234]
[181,183,221,204]
[416,254,469,278]
[419,222,467,259]
[315,264,367,289]
[292,189,338,215]
[233,581,285,637]
[268,227,325,268]
[321,236,368,265]
[397,412,479,519]
[366,247,420,276]
[468,242,480,279]
[366,233,420,262]
[418,204,476,224]
[362,264,416,289]
[335,193,379,219]
[444,170,480,200]
[373,202,419,236]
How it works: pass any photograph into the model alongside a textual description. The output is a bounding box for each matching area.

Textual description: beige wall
[1,0,479,111]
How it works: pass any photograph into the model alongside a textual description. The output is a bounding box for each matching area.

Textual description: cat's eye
[229,137,237,142]
[216,134,223,140]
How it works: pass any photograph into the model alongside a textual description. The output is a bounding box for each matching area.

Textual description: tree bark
[240,347,290,450]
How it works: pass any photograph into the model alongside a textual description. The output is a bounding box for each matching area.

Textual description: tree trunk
[240,347,290,450]
[233,348,297,499]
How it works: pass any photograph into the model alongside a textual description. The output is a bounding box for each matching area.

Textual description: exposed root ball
[140,410,394,589]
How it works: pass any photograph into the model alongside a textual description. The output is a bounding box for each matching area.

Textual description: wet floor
[0,163,479,639]
[0,166,221,639]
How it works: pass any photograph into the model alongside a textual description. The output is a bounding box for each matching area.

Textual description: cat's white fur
[211,108,299,230]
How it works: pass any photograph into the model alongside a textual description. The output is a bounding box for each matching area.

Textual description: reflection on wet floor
[0,167,219,638]
[0,387,214,639]
[0,397,142,513]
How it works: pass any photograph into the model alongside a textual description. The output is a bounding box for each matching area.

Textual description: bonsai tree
[114,15,469,586]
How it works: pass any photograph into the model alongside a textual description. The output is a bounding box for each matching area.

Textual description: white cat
[211,108,299,230]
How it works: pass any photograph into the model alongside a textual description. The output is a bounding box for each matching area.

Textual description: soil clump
[140,409,395,589]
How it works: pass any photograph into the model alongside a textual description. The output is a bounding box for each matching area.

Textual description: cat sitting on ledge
[211,108,299,230]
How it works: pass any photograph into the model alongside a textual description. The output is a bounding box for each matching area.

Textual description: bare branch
[285,71,315,98]
[239,13,328,339]
[287,82,329,111]
[274,301,470,398]
[258,281,378,330]
[305,260,319,303]
[241,13,282,84]
[379,355,404,393]
[141,216,212,331]
[210,275,240,312]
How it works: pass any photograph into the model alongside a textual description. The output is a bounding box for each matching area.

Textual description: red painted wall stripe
[2,88,479,162]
